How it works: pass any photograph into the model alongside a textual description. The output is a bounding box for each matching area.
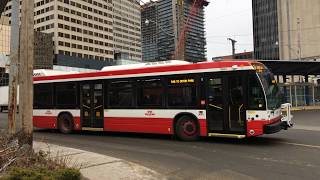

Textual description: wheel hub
[183,121,196,135]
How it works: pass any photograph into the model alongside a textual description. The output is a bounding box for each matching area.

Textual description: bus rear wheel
[58,113,74,134]
[175,116,199,141]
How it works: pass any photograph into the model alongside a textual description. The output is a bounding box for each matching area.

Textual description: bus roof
[101,60,191,71]
[33,69,79,77]
[34,60,256,83]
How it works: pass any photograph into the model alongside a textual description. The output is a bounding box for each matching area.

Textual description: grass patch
[2,167,80,180]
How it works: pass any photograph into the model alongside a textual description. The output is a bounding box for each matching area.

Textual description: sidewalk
[34,142,164,180]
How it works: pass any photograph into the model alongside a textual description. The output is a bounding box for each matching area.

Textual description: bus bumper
[263,103,294,135]
[264,121,290,134]
[281,103,294,129]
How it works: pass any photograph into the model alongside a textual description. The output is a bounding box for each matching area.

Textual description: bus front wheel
[58,113,74,134]
[175,116,199,141]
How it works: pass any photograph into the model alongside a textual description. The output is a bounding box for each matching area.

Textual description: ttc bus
[33,60,293,141]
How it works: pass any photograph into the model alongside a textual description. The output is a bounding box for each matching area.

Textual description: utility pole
[297,18,302,61]
[19,0,34,146]
[8,0,20,135]
[227,38,237,59]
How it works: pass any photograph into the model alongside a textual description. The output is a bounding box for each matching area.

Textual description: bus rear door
[80,82,104,131]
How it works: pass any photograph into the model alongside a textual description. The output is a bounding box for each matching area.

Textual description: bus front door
[206,75,246,135]
[81,83,104,130]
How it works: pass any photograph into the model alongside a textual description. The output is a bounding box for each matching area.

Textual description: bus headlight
[249,130,255,135]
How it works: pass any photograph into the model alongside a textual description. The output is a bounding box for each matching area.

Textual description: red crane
[173,0,209,60]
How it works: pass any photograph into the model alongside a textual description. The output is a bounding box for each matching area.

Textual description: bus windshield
[257,70,283,110]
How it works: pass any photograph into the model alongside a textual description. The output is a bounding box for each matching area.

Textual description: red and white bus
[33,60,293,141]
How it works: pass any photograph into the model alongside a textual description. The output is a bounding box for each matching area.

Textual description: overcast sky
[205,0,253,58]
[142,0,253,59]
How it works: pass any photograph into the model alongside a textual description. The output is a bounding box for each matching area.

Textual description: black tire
[58,113,74,134]
[175,115,199,141]
[0,107,2,113]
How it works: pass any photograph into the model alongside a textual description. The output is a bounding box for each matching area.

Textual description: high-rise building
[2,0,142,69]
[0,16,54,69]
[252,0,280,60]
[34,31,54,69]
[278,0,320,60]
[142,0,209,62]
[113,0,142,61]
[0,16,10,56]
[0,0,9,14]
[141,1,159,62]
[253,0,320,60]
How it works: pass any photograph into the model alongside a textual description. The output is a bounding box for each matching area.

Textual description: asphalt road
[1,110,320,180]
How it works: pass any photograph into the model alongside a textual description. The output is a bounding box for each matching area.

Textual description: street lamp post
[227,38,237,59]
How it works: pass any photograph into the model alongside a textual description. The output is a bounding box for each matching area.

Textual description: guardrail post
[289,85,293,105]
[294,85,298,107]
[305,75,310,106]
[312,85,315,106]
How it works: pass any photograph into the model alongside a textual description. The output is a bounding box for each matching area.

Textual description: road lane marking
[293,125,320,132]
[281,142,320,149]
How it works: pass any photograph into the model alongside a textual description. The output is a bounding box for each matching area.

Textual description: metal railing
[279,83,320,107]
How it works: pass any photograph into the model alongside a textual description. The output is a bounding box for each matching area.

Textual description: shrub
[0,132,81,180]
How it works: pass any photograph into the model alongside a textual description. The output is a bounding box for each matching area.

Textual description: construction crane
[173,0,209,60]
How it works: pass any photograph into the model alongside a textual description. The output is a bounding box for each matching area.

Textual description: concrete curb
[291,106,320,111]
[34,142,164,180]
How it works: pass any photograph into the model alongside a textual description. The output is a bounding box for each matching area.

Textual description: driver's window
[248,75,266,110]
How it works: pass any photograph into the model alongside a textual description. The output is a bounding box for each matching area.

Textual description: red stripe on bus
[104,117,174,134]
[33,116,207,136]
[199,119,207,136]
[34,61,253,82]
[74,117,81,130]
[33,116,57,129]
[104,117,208,136]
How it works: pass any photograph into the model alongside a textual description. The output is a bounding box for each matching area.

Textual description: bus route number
[170,79,195,84]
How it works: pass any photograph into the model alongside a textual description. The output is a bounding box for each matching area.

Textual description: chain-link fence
[279,83,320,107]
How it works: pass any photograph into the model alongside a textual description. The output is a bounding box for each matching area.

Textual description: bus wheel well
[57,111,74,133]
[173,113,199,134]
[57,112,74,121]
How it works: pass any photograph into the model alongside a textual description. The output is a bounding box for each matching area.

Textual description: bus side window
[108,81,134,108]
[248,75,266,110]
[55,83,77,107]
[34,83,54,109]
[167,77,197,107]
[138,78,163,107]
